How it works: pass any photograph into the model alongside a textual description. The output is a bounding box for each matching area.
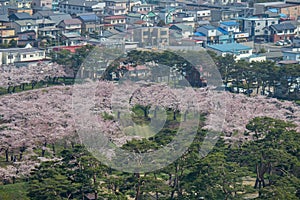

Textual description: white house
[0,44,45,65]
[282,48,300,62]
[220,21,240,33]
[11,20,38,34]
[207,43,253,61]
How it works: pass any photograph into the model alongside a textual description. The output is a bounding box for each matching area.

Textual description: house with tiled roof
[8,12,33,21]
[32,10,54,19]
[106,6,126,15]
[269,23,296,42]
[11,20,38,34]
[169,24,193,38]
[104,15,126,25]
[77,13,102,34]
[58,18,82,34]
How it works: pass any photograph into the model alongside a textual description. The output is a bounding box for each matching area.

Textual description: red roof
[134,20,147,25]
[53,45,85,53]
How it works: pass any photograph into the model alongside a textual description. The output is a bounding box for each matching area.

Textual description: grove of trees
[0,48,299,199]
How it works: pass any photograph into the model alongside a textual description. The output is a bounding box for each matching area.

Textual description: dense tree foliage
[26,117,300,199]
[208,51,300,100]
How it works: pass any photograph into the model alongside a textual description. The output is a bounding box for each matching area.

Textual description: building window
[161,31,167,35]
[8,55,13,59]
[30,55,34,57]
[23,54,26,58]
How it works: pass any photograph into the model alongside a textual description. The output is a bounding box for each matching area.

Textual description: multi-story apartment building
[131,27,169,47]
[59,0,105,15]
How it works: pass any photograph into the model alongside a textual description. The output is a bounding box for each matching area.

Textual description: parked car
[275,41,283,46]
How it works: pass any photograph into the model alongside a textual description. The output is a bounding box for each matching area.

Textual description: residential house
[15,0,32,8]
[59,0,105,15]
[254,2,285,15]
[8,12,33,21]
[0,44,45,65]
[127,13,143,25]
[242,17,279,42]
[36,18,56,28]
[282,48,300,62]
[17,30,36,46]
[49,13,72,25]
[173,12,195,23]
[104,0,127,9]
[169,24,193,38]
[0,27,18,45]
[52,0,60,11]
[77,13,102,34]
[210,0,241,6]
[158,0,180,8]
[106,6,126,15]
[282,36,300,62]
[104,15,126,25]
[7,7,33,15]
[131,4,152,13]
[141,11,157,24]
[36,18,59,40]
[58,18,82,34]
[207,43,253,60]
[60,32,86,46]
[269,23,296,42]
[11,20,38,34]
[131,27,169,47]
[38,26,60,40]
[158,8,175,24]
[210,8,240,22]
[186,9,211,21]
[268,3,300,20]
[220,21,240,33]
[196,24,222,45]
[32,0,53,9]
[32,10,54,19]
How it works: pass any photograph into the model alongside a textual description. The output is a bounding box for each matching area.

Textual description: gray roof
[169,24,193,32]
[0,14,9,22]
[59,0,99,7]
[49,14,72,23]
[270,23,296,31]
[14,20,37,26]
[0,47,43,53]
[9,12,33,20]
[33,10,54,19]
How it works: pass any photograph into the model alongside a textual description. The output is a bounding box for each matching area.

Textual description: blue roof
[78,14,99,22]
[268,8,278,13]
[208,43,251,54]
[279,13,287,18]
[194,32,206,36]
[217,27,228,35]
[220,21,239,26]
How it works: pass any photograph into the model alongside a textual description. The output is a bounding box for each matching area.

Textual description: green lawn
[0,182,29,200]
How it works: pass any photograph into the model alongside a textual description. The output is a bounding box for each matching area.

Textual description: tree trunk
[52,143,56,156]
[135,173,141,200]
[5,149,9,162]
